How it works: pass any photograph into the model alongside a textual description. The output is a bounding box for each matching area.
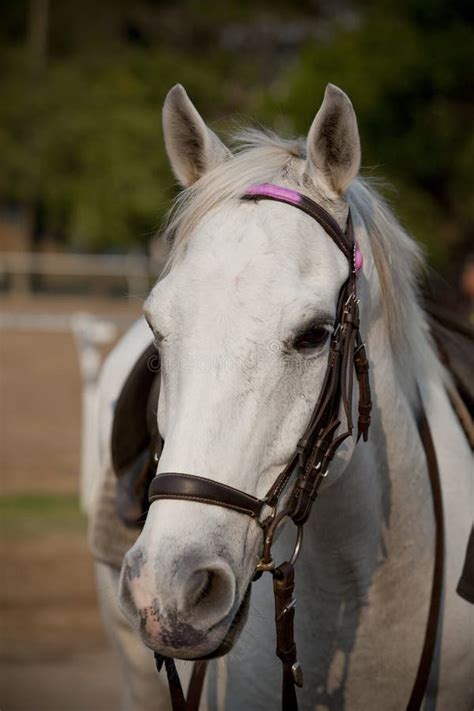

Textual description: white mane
[160,129,441,394]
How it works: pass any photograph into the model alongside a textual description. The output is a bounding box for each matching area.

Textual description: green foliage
[0,0,268,249]
[259,0,474,266]
[0,0,472,264]
[0,45,259,249]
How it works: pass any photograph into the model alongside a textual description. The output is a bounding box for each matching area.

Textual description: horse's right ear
[305,84,360,196]
[162,84,231,187]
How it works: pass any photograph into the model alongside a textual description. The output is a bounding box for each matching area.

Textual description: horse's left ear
[162,84,231,187]
[305,84,361,195]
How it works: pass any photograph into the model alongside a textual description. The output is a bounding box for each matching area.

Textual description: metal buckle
[255,558,275,573]
[257,503,276,531]
[296,438,307,455]
[289,525,304,566]
[291,662,304,687]
[255,515,304,574]
[276,597,296,622]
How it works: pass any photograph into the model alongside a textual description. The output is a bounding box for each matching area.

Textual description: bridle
[146,184,442,711]
[148,183,371,708]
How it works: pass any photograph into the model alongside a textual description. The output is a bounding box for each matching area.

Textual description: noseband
[148,183,372,710]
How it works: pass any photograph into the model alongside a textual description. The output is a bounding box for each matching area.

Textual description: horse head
[118,82,368,660]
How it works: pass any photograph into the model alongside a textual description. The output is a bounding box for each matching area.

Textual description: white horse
[90,83,473,710]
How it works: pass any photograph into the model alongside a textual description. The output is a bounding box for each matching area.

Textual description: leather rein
[146,184,444,710]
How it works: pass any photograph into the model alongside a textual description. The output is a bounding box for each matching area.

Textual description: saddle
[111,343,161,528]
[425,300,474,422]
[110,302,474,599]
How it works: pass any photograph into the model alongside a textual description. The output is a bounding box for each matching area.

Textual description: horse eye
[293,326,330,351]
[145,315,163,344]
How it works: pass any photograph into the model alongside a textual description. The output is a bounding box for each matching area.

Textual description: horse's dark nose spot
[126,547,147,581]
[160,615,208,649]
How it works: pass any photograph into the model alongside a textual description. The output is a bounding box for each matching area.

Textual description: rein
[147,184,443,710]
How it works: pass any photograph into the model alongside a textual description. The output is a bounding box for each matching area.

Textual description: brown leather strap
[273,562,302,711]
[154,654,208,711]
[154,655,186,710]
[265,285,351,517]
[186,661,208,710]
[149,472,266,519]
[143,185,445,711]
[286,290,362,526]
[111,343,158,476]
[406,405,444,710]
[147,186,373,711]
[354,332,371,441]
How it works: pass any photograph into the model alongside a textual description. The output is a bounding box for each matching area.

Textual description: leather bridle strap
[154,654,207,711]
[148,183,368,711]
[149,472,266,519]
[150,406,444,711]
[145,183,444,710]
[273,561,302,711]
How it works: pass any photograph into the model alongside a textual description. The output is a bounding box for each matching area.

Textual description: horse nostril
[180,563,236,628]
[188,570,213,607]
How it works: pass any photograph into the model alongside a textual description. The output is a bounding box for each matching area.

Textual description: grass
[0,493,87,537]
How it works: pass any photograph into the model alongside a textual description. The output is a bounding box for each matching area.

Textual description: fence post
[70,313,118,515]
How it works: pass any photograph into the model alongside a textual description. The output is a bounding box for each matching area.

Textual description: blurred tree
[260,0,474,268]
[0,0,323,249]
[0,0,472,269]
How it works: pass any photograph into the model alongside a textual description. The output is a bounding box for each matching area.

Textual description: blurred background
[0,1,472,709]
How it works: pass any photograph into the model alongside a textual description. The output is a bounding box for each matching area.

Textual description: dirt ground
[0,293,142,493]
[0,294,143,710]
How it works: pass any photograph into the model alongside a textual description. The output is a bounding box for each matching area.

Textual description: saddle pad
[425,300,474,418]
[111,342,159,477]
[89,342,159,568]
[88,462,140,570]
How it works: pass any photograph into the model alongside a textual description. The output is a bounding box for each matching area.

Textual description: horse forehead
[184,205,292,274]
[147,202,348,328]
[174,202,346,290]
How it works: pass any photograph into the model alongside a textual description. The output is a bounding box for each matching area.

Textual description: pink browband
[245,183,303,206]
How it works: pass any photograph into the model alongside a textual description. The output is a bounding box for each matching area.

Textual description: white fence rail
[0,251,157,294]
